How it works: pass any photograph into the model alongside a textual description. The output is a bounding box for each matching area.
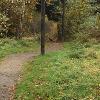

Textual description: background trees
[0,0,37,39]
[36,0,64,41]
[0,0,99,42]
[64,0,91,39]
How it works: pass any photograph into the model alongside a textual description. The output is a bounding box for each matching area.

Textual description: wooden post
[41,0,45,55]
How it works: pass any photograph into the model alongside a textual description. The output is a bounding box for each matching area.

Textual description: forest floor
[0,42,63,100]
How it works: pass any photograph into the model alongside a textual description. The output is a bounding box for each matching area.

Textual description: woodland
[0,0,100,100]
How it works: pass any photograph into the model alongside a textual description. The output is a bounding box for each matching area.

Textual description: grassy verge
[15,41,100,100]
[0,39,39,60]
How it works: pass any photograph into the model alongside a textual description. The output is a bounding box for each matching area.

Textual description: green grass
[0,39,39,60]
[15,41,100,100]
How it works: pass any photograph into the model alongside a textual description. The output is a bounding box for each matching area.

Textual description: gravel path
[0,52,39,100]
[0,43,63,100]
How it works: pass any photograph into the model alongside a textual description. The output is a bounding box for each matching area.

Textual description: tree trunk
[57,23,62,41]
[19,0,25,39]
[61,0,65,41]
[41,0,45,55]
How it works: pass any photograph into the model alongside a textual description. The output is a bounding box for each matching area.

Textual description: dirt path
[0,43,63,100]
